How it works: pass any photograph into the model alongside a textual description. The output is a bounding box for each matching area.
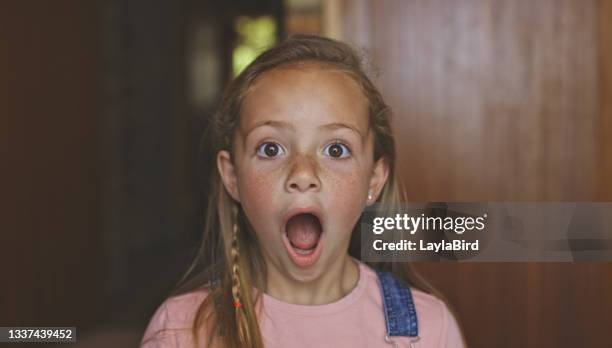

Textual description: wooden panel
[414,262,612,347]
[333,1,610,347]
[363,0,599,202]
[0,1,104,327]
[601,0,612,200]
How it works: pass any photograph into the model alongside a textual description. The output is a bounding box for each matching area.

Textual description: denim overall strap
[375,270,419,338]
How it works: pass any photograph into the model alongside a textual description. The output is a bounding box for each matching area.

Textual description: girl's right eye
[256,142,285,158]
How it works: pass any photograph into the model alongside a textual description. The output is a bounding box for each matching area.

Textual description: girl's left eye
[323,142,351,158]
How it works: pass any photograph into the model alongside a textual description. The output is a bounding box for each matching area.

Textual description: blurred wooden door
[0,1,104,327]
[330,0,612,347]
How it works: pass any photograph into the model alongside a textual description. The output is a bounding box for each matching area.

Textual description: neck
[264,255,360,305]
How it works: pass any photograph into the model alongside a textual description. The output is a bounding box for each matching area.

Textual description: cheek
[237,155,282,196]
[329,175,364,203]
[239,170,274,202]
[235,164,281,238]
[322,165,370,233]
[324,158,371,198]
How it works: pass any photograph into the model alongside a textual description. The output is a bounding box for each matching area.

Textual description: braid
[231,214,251,345]
[230,223,241,308]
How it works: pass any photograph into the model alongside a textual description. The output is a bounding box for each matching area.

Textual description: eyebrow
[245,119,364,139]
[244,120,295,137]
[318,122,364,139]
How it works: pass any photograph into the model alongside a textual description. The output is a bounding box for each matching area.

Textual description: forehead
[239,63,369,133]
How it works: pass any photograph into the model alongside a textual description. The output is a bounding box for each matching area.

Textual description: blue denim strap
[375,270,419,337]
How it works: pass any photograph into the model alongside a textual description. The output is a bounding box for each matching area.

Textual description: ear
[217,150,241,202]
[367,157,389,206]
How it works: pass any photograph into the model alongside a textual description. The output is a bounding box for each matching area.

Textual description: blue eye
[256,142,285,158]
[323,142,351,158]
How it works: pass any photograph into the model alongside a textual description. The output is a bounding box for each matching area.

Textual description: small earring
[368,191,373,201]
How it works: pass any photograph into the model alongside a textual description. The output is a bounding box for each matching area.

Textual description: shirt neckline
[261,259,368,316]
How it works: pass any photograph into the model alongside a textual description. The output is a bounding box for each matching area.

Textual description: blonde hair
[172,34,441,348]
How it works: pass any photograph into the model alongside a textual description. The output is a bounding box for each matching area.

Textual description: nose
[285,154,321,193]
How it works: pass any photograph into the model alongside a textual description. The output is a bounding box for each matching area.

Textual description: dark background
[1,0,611,347]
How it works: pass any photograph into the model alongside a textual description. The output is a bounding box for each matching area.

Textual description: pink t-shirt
[141,261,465,347]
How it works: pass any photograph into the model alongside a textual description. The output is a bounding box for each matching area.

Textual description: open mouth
[283,212,324,267]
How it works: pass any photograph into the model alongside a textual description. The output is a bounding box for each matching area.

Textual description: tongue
[286,214,322,250]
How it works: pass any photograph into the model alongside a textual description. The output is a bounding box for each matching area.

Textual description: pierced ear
[217,150,241,202]
[367,157,389,205]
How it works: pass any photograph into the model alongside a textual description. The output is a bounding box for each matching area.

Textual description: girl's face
[218,63,388,284]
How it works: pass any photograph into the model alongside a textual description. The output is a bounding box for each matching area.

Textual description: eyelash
[255,141,352,159]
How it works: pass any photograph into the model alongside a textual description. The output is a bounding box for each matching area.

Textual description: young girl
[141,34,465,348]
